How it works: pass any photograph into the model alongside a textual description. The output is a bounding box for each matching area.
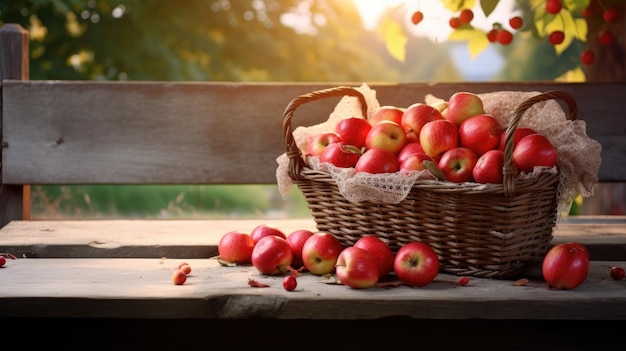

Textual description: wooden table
[1,217,625,320]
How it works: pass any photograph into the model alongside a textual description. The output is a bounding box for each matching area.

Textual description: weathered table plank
[0,257,624,320]
[0,217,624,259]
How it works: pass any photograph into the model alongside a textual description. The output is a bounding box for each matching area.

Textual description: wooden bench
[1,23,625,346]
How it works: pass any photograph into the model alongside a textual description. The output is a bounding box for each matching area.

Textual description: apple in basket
[355,148,399,174]
[286,229,314,269]
[401,103,444,144]
[335,117,372,149]
[473,149,505,184]
[354,235,395,278]
[251,235,293,275]
[365,120,407,155]
[394,242,440,287]
[218,231,255,264]
[443,91,485,127]
[369,105,404,126]
[419,119,459,159]
[498,127,537,152]
[512,134,558,173]
[250,224,286,244]
[301,232,344,275]
[335,247,379,289]
[319,142,362,168]
[458,114,502,156]
[400,152,433,172]
[397,142,425,165]
[306,132,343,157]
[438,147,478,183]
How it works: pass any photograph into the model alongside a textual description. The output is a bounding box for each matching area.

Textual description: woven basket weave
[282,86,577,279]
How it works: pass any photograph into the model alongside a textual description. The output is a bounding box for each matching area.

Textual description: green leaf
[377,16,407,62]
[480,0,500,17]
[556,66,586,82]
[448,27,490,59]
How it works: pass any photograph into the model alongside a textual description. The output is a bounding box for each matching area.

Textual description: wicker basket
[282,86,577,279]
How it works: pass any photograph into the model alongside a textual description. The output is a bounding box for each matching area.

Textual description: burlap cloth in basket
[276,83,602,221]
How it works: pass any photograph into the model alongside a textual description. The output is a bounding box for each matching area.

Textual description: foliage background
[2,0,619,218]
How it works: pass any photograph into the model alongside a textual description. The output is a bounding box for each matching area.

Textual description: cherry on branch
[509,16,523,30]
[603,8,618,23]
[496,29,513,45]
[549,31,565,45]
[449,17,461,29]
[459,8,474,24]
[411,11,424,25]
[599,30,614,46]
[546,0,562,15]
[581,50,595,65]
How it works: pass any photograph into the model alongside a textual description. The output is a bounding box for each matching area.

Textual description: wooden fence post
[0,23,29,227]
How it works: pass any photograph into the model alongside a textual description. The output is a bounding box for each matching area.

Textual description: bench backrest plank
[3,80,625,185]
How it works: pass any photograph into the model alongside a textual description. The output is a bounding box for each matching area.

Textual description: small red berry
[411,11,424,25]
[449,17,461,29]
[172,270,187,285]
[179,263,192,275]
[283,275,297,291]
[546,0,562,15]
[496,29,513,45]
[0,256,6,267]
[459,9,474,24]
[599,30,614,46]
[581,50,595,65]
[458,276,470,286]
[603,8,618,23]
[581,6,593,18]
[610,267,625,280]
[548,31,565,45]
[509,16,523,29]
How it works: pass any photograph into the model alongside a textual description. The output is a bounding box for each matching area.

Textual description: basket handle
[502,90,578,197]
[282,86,368,181]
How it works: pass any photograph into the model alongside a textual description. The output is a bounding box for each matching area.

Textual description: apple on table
[217,230,256,264]
[353,235,395,279]
[286,229,314,268]
[335,246,379,289]
[250,224,286,244]
[251,235,293,275]
[301,232,344,275]
[393,242,440,287]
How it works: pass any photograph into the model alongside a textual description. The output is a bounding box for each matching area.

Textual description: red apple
[512,134,558,173]
[498,127,537,152]
[400,152,433,172]
[319,142,362,168]
[335,117,372,149]
[459,114,502,156]
[306,132,343,157]
[365,120,407,155]
[301,232,344,275]
[353,235,395,278]
[401,103,444,143]
[472,149,505,184]
[355,148,399,174]
[438,147,478,183]
[335,247,379,289]
[250,224,286,244]
[369,105,405,126]
[393,242,440,287]
[218,231,255,264]
[286,229,314,268]
[443,91,485,127]
[251,235,293,275]
[397,142,425,165]
[542,242,589,290]
[419,119,459,159]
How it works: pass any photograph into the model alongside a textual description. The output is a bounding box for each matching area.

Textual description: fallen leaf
[248,278,270,288]
[512,278,529,286]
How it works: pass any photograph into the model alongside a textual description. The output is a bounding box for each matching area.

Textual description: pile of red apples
[218,224,441,290]
[306,91,558,184]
